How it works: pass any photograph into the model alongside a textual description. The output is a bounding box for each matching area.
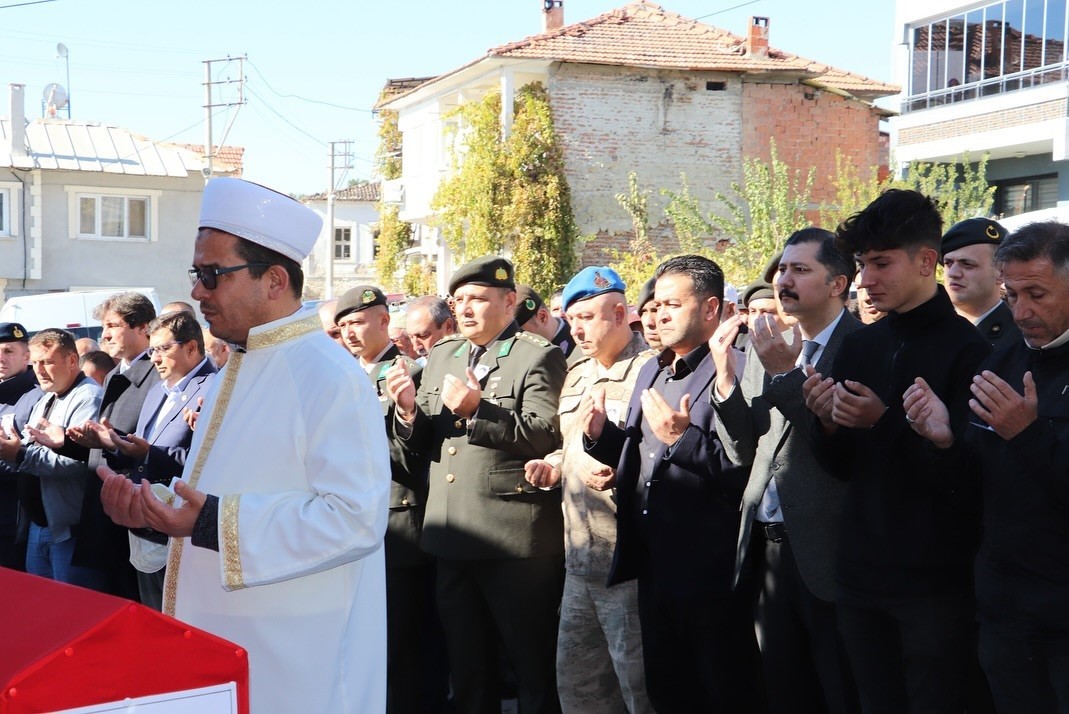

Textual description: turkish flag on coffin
[0,567,248,713]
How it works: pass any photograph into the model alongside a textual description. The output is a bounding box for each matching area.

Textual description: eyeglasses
[147,340,186,357]
[188,263,268,290]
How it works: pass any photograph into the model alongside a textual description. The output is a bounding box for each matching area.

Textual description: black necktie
[801,340,820,366]
[468,345,486,371]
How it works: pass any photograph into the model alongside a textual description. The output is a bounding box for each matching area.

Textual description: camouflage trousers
[556,573,653,714]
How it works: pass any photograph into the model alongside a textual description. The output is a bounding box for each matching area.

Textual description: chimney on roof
[747,16,769,58]
[543,0,564,33]
[8,84,26,159]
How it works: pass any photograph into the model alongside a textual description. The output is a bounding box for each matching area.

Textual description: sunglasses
[188,263,268,290]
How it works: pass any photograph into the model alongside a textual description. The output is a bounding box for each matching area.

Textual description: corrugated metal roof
[0,118,206,177]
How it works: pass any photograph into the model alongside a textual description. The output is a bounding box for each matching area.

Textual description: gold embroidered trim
[221,494,245,590]
[247,314,321,351]
[163,350,246,615]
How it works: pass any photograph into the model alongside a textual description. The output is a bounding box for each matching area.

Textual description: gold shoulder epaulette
[516,331,552,348]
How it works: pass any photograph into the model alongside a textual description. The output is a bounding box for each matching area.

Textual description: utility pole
[324,140,354,299]
[202,56,246,182]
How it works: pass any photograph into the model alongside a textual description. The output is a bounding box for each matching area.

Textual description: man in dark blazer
[386,256,567,714]
[711,229,860,714]
[335,285,441,714]
[90,310,216,609]
[583,254,762,714]
[68,291,159,599]
[942,217,1021,347]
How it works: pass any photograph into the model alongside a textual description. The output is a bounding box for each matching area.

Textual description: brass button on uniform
[446,473,456,483]
[515,485,524,493]
[454,419,464,429]
[447,446,457,456]
[401,498,410,506]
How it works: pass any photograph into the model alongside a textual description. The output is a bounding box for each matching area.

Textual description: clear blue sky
[0,0,896,196]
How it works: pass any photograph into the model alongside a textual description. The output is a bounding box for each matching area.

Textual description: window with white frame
[334,227,352,260]
[0,182,21,238]
[65,186,159,242]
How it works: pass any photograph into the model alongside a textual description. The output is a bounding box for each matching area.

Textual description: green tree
[374,204,410,291]
[662,172,714,255]
[608,171,661,302]
[710,139,814,285]
[432,83,578,297]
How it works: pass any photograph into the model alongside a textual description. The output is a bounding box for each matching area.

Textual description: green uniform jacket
[373,344,428,569]
[400,321,567,560]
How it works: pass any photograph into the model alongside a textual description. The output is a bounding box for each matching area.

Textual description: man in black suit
[712,229,860,714]
[69,292,160,599]
[803,190,990,713]
[942,217,1021,347]
[583,254,762,713]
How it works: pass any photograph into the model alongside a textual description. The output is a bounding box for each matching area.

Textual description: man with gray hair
[905,220,1069,712]
[404,295,456,362]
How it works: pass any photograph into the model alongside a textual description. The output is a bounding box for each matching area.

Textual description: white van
[0,288,162,340]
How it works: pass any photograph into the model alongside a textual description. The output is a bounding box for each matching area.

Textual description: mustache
[778,289,800,301]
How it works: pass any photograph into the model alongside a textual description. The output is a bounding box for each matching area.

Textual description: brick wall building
[380,1,896,292]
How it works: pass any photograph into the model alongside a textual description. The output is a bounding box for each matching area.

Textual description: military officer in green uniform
[335,285,434,714]
[942,217,1022,347]
[386,256,567,714]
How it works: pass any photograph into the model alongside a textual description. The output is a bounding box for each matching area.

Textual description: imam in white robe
[163,310,390,713]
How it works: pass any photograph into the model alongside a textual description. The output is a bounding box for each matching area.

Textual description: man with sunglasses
[96,177,391,714]
[87,310,216,609]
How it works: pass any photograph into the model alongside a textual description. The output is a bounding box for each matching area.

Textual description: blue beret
[562,266,626,312]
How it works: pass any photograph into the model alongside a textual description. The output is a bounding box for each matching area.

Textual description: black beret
[941,217,1006,257]
[335,285,387,322]
[743,280,775,307]
[448,255,515,295]
[0,322,28,343]
[514,285,546,326]
[636,277,657,310]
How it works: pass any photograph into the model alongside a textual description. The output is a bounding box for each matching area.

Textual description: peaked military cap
[448,255,516,294]
[742,280,775,307]
[335,285,387,322]
[635,276,657,310]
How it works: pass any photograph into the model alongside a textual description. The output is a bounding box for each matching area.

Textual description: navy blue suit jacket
[130,359,217,485]
[587,348,750,600]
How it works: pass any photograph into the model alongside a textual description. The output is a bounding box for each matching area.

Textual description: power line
[0,0,61,9]
[247,59,373,112]
[245,85,325,146]
[695,0,761,21]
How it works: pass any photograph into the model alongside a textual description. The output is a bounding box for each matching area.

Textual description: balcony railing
[902,62,1069,113]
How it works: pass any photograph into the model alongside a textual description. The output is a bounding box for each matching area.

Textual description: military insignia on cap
[361,290,376,304]
[525,298,536,310]
[495,267,508,280]
[12,325,23,339]
[593,271,610,288]
[986,225,1001,241]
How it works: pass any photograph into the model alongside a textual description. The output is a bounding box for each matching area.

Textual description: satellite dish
[43,83,68,109]
[56,42,68,58]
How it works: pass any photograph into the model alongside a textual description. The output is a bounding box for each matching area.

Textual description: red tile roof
[173,143,245,174]
[305,181,381,202]
[387,1,897,104]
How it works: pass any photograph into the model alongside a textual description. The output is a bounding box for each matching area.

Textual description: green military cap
[514,285,546,326]
[448,255,515,295]
[761,251,783,284]
[742,280,775,307]
[335,285,387,322]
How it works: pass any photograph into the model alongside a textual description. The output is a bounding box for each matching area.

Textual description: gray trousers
[556,573,652,714]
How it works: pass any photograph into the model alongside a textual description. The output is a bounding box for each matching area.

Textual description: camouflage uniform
[546,331,654,714]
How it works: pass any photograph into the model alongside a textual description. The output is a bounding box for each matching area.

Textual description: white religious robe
[162,310,390,714]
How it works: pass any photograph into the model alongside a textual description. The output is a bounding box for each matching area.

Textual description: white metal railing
[902,62,1069,112]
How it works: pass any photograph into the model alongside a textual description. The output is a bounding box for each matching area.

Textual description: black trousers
[756,532,859,714]
[837,591,973,714]
[637,563,765,714]
[387,562,452,714]
[979,623,1069,714]
[436,555,563,714]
